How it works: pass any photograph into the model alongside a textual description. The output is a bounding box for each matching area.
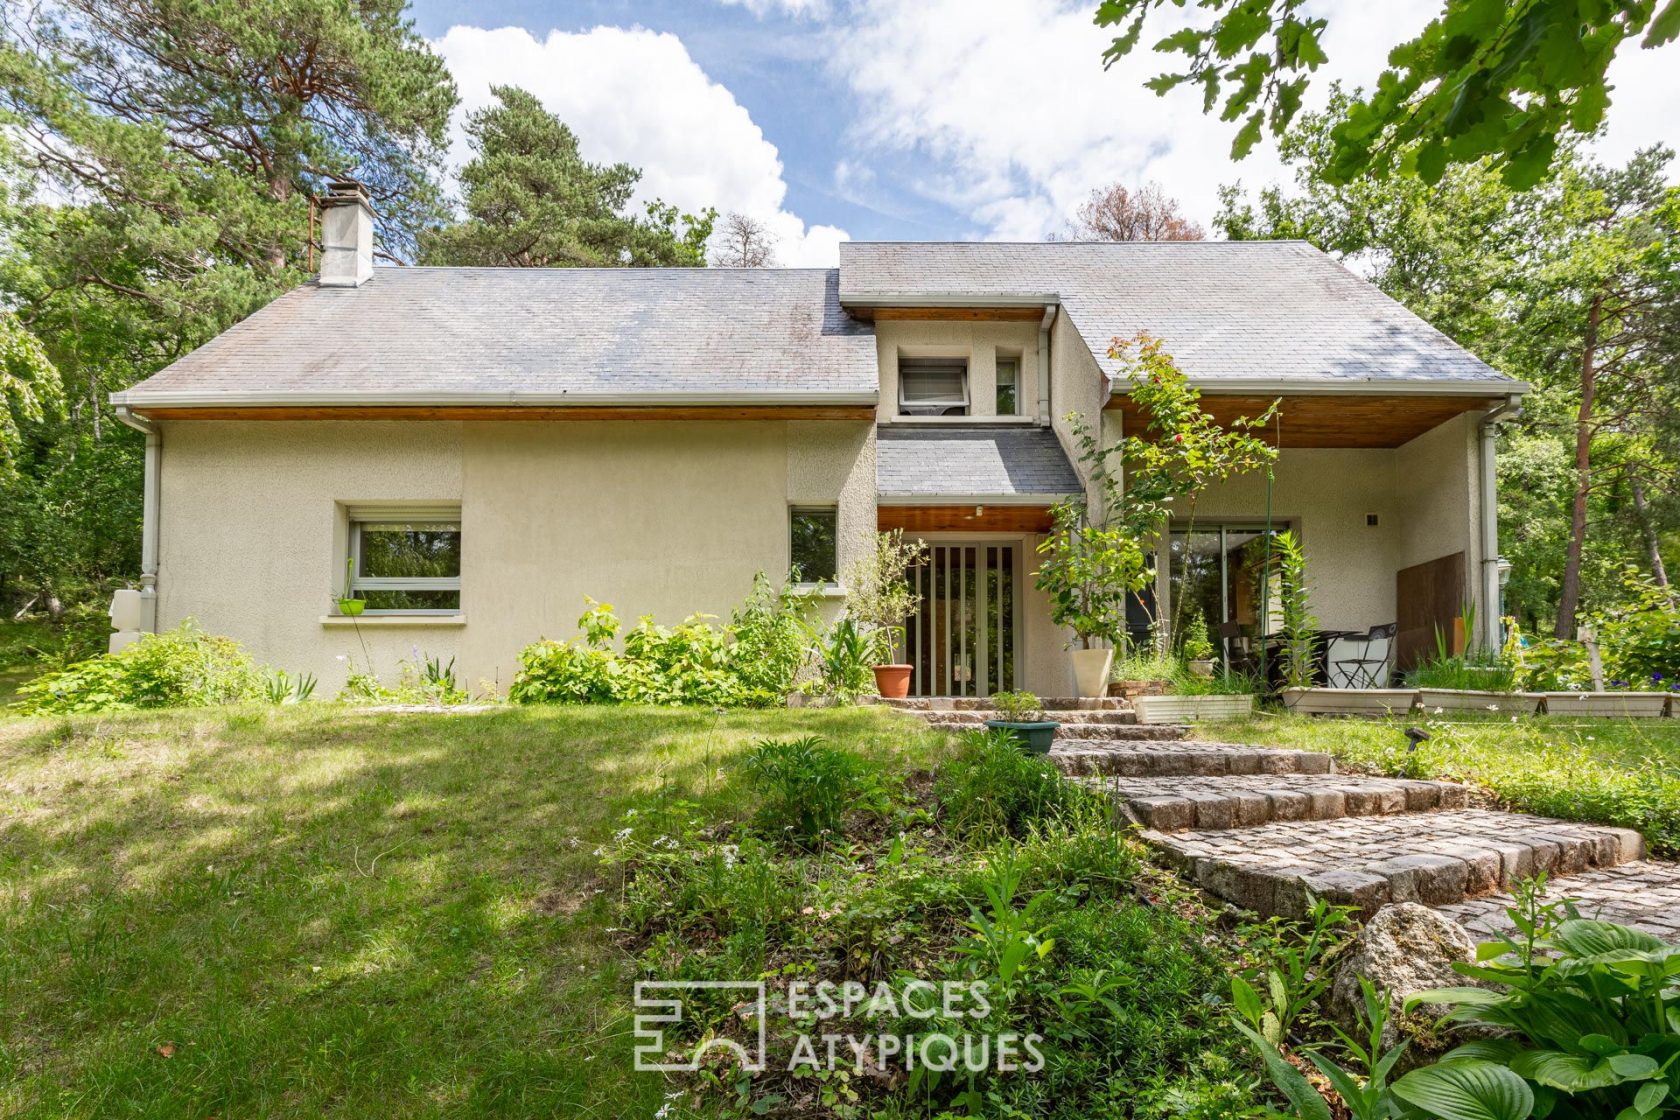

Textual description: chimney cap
[324,179,371,207]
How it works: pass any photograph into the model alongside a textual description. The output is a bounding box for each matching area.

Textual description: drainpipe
[114,405,160,633]
[1036,304,1055,426]
[1478,395,1522,650]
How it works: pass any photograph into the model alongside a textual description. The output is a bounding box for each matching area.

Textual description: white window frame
[789,505,841,589]
[897,357,970,416]
[347,510,462,615]
[995,357,1020,416]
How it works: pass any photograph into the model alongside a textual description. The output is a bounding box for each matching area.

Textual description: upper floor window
[898,358,969,416]
[996,358,1019,416]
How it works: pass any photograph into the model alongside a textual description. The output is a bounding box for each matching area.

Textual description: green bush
[937,728,1103,841]
[741,735,883,845]
[13,622,267,714]
[509,579,818,707]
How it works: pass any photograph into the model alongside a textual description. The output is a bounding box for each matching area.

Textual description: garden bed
[1133,693,1255,724]
[1280,687,1418,717]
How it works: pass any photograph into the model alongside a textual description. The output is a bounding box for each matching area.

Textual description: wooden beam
[878,505,1055,533]
[137,405,878,422]
[1106,393,1504,449]
[854,306,1046,323]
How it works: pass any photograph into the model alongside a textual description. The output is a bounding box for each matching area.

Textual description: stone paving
[1438,862,1680,940]
[897,700,1680,935]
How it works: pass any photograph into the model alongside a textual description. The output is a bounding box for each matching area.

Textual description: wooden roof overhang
[122,404,877,422]
[1106,388,1517,449]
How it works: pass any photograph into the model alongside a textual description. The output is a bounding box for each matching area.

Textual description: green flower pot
[337,598,366,617]
[983,719,1059,754]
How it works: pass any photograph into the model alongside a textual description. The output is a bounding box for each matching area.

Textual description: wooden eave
[132,404,878,422]
[878,505,1057,533]
[846,306,1047,323]
[1106,391,1508,449]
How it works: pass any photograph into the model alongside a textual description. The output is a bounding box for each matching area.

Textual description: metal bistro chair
[1334,622,1398,688]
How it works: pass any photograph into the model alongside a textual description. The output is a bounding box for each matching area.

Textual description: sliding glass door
[1166,526,1277,669]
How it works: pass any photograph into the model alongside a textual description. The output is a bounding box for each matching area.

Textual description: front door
[906,542,1020,698]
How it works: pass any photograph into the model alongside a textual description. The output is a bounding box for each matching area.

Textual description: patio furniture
[1334,623,1398,688]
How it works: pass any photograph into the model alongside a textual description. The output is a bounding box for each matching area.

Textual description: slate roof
[876,426,1082,499]
[840,241,1519,390]
[118,267,878,404]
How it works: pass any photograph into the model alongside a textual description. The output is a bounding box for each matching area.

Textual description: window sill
[320,614,467,627]
[792,584,848,599]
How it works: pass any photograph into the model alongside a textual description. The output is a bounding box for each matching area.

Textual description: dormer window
[898,358,969,416]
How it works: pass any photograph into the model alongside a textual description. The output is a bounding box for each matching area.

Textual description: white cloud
[432,24,847,266]
[827,0,1673,239]
[716,0,831,17]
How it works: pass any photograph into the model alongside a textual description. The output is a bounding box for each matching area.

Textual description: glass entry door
[906,543,1019,698]
[1166,526,1277,669]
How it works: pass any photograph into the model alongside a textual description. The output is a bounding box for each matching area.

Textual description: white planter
[1416,689,1542,715]
[1539,692,1671,718]
[1070,647,1115,700]
[1187,659,1215,678]
[1134,694,1255,724]
[1281,688,1419,717]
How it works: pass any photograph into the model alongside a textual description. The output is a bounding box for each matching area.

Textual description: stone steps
[1147,808,1645,920]
[1437,861,1680,941]
[875,696,1131,712]
[919,709,1141,727]
[1051,740,1337,778]
[1090,773,1470,832]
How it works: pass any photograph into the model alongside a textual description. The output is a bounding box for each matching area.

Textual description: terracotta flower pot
[872,664,912,699]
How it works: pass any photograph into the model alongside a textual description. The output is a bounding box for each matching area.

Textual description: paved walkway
[892,699,1678,937]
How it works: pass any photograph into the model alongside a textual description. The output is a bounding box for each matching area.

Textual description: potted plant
[336,556,365,616]
[1035,501,1147,698]
[1181,610,1215,677]
[845,530,927,699]
[983,690,1059,754]
[1134,669,1258,724]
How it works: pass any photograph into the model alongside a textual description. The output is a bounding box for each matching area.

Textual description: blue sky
[409,0,1680,266]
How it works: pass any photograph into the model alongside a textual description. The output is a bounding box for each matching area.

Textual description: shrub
[727,574,818,701]
[937,729,1102,841]
[740,735,883,845]
[13,622,267,714]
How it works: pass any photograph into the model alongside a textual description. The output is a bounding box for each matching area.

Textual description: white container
[1133,694,1255,724]
[1415,689,1543,715]
[1070,647,1114,700]
[109,588,143,632]
[1539,692,1671,718]
[1281,687,1419,717]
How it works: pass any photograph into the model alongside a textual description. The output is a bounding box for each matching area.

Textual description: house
[109,182,1527,697]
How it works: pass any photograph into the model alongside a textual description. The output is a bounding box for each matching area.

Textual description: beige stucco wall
[156,421,467,688]
[156,419,873,694]
[873,320,1043,424]
[1395,412,1483,576]
[1048,309,1113,514]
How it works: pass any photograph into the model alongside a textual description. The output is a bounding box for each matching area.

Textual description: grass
[0,704,949,1118]
[1205,711,1680,855]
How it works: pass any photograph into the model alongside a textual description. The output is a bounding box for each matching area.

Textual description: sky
[409,0,1680,267]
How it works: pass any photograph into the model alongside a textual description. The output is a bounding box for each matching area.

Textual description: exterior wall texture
[157,419,872,694]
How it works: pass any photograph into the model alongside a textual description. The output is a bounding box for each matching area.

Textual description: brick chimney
[319,180,374,287]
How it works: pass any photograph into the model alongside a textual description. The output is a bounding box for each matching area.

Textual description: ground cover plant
[0,705,1276,1118]
[1207,712,1680,855]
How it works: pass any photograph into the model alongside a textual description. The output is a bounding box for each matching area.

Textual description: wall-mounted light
[975,506,984,517]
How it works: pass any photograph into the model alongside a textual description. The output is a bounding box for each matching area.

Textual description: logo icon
[633,981,767,1072]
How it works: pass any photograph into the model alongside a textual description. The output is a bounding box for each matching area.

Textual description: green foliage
[843,530,926,662]
[13,622,266,713]
[936,729,1103,842]
[420,85,712,267]
[261,669,317,705]
[741,736,883,846]
[1272,530,1318,690]
[1180,609,1215,662]
[989,689,1044,722]
[0,310,60,476]
[811,616,875,700]
[1230,897,1355,1047]
[1097,0,1677,186]
[1410,891,1680,1119]
[509,580,817,707]
[1036,497,1146,647]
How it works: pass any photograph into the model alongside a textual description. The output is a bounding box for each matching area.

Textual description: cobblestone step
[875,696,1131,712]
[918,709,1141,727]
[1091,773,1470,832]
[1436,861,1680,941]
[1147,809,1645,920]
[1052,740,1336,778]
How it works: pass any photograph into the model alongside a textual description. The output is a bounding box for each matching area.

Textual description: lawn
[0,705,951,1118]
[1205,710,1680,854]
[0,704,1256,1119]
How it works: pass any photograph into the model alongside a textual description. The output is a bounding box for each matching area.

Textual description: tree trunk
[1555,297,1602,639]
[1630,473,1671,589]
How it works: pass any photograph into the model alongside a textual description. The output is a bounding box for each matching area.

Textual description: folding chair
[1334,622,1397,688]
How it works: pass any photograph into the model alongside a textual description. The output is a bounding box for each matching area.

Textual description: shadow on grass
[0,704,940,1119]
